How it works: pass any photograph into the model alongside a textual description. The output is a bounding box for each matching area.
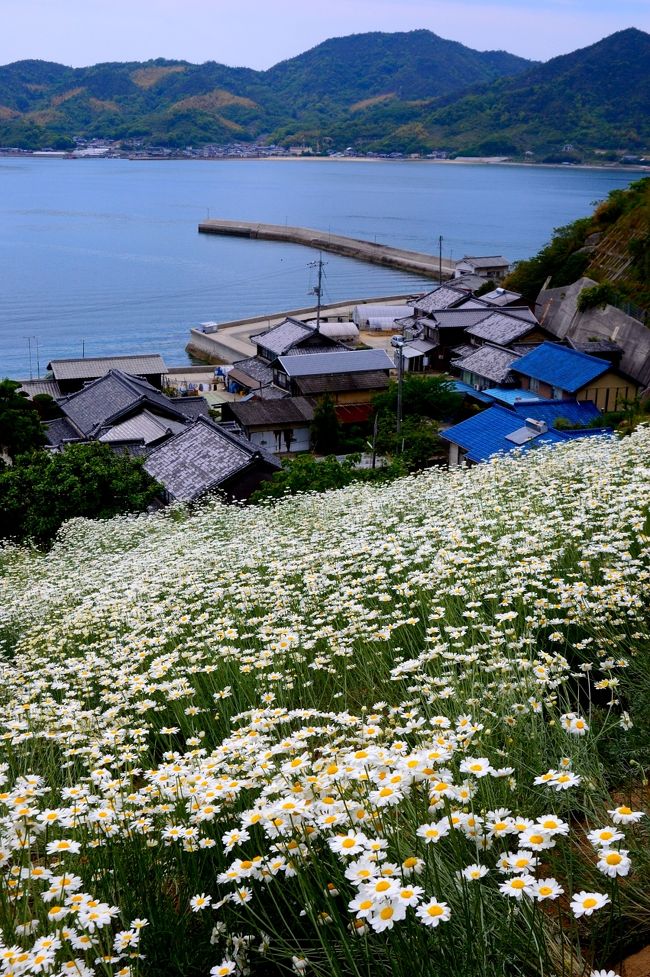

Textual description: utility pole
[308,254,326,331]
[439,234,443,284]
[24,336,33,380]
[35,337,40,379]
[396,342,404,436]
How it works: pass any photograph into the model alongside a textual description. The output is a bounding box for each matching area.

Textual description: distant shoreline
[1,151,648,174]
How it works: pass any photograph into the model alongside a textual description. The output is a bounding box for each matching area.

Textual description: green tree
[0,442,160,546]
[0,379,46,460]
[310,395,341,454]
[376,415,441,471]
[250,454,390,503]
[372,374,462,422]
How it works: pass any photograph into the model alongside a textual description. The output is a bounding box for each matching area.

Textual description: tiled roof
[169,397,210,419]
[513,343,609,392]
[466,312,540,346]
[250,317,314,355]
[430,309,494,330]
[479,288,523,306]
[59,370,184,437]
[230,357,275,386]
[228,397,314,428]
[48,354,166,381]
[17,379,62,400]
[277,349,393,377]
[295,372,390,396]
[454,344,521,384]
[44,417,82,446]
[144,417,280,503]
[460,255,510,268]
[408,285,471,314]
[98,410,186,446]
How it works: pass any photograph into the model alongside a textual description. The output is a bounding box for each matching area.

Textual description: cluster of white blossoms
[0,430,649,976]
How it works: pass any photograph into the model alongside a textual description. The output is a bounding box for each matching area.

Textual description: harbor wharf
[197,219,455,278]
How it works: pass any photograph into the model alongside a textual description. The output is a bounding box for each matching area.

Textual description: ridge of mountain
[0,30,533,150]
[0,28,647,158]
[320,28,650,158]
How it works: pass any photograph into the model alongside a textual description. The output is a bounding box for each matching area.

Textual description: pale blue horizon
[1,0,649,69]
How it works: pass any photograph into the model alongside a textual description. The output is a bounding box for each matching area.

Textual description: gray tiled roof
[430,309,494,330]
[18,379,62,400]
[466,312,540,346]
[295,371,390,396]
[277,349,393,377]
[454,345,521,384]
[45,417,82,446]
[169,397,210,419]
[479,288,523,306]
[48,354,167,381]
[231,357,275,386]
[60,370,184,437]
[228,396,314,428]
[250,317,314,355]
[408,285,471,314]
[98,410,186,445]
[144,417,280,502]
[460,255,510,268]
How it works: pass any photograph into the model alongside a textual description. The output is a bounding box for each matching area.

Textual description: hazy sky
[2,0,649,68]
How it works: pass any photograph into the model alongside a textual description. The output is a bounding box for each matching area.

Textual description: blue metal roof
[452,380,494,403]
[441,402,608,464]
[483,387,540,406]
[511,399,603,427]
[513,343,608,393]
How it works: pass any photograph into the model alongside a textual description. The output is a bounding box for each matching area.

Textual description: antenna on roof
[308,254,327,332]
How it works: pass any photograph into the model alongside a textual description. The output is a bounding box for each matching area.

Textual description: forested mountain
[0,28,648,158]
[0,30,532,150]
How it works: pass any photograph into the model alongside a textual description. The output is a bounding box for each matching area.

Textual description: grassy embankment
[1,430,650,976]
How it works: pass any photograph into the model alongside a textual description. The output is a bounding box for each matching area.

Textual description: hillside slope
[505,176,650,310]
[1,432,650,975]
[320,28,650,156]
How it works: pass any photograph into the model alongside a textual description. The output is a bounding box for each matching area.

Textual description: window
[529,377,540,393]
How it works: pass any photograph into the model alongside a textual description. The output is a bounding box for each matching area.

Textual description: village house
[442,399,607,467]
[222,397,315,454]
[144,416,281,502]
[464,311,553,350]
[46,354,167,394]
[45,369,198,447]
[454,255,511,279]
[228,317,345,395]
[511,342,640,411]
[452,344,522,391]
[271,350,393,416]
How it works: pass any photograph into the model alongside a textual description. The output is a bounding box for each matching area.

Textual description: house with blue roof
[441,399,608,466]
[512,343,639,412]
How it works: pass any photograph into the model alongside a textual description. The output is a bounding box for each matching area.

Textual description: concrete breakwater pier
[198,219,455,278]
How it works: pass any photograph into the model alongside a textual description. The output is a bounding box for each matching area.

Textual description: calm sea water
[0,157,641,378]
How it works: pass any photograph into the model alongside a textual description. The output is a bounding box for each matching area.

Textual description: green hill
[329,28,650,157]
[0,28,648,156]
[505,176,650,310]
[0,31,533,150]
